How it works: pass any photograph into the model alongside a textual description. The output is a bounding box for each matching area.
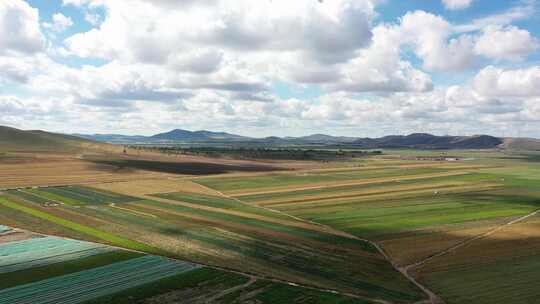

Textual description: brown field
[89,179,220,196]
[414,213,540,275]
[0,158,166,189]
[380,218,510,266]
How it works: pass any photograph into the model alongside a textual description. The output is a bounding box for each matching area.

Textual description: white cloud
[2,0,540,138]
[330,24,433,92]
[473,66,540,98]
[84,12,100,25]
[455,1,536,32]
[398,11,476,72]
[43,13,74,33]
[0,0,44,54]
[65,0,375,64]
[474,25,539,61]
[442,0,473,11]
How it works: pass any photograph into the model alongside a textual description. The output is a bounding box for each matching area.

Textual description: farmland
[1,147,539,303]
[0,226,377,304]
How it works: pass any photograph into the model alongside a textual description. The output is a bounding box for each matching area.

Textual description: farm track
[195,182,333,230]
[403,208,540,273]
[205,187,441,304]
[0,226,388,304]
[202,277,258,303]
[139,195,346,237]
[109,203,157,218]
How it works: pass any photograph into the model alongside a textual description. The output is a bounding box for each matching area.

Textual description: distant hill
[151,129,250,141]
[74,128,540,150]
[0,126,103,153]
[295,134,358,144]
[76,129,251,144]
[351,133,503,149]
[500,138,540,151]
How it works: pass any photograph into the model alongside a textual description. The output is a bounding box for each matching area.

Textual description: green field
[2,149,540,303]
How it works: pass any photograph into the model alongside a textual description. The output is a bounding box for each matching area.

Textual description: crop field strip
[220,170,479,197]
[234,172,500,204]
[78,199,426,302]
[5,186,141,206]
[0,255,200,304]
[0,197,165,255]
[190,155,540,304]
[0,189,426,303]
[0,236,115,274]
[2,154,540,304]
[194,166,456,193]
[412,212,540,304]
[0,159,168,189]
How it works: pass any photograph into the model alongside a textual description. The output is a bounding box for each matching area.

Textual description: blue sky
[0,0,539,137]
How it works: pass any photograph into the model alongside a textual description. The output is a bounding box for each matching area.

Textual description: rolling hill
[500,138,540,151]
[0,126,103,153]
[352,133,504,149]
[75,129,519,150]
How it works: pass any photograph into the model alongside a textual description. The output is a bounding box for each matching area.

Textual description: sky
[0,0,539,138]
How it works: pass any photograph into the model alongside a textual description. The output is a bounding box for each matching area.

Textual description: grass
[196,167,448,192]
[423,254,540,304]
[295,194,536,238]
[252,282,373,304]
[83,267,247,304]
[234,172,492,203]
[0,197,165,255]
[83,267,374,304]
[37,186,139,205]
[24,188,82,206]
[151,191,291,220]
[139,199,378,252]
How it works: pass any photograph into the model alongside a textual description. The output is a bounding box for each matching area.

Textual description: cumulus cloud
[84,12,100,25]
[473,66,540,98]
[455,1,536,32]
[400,11,476,72]
[43,13,73,33]
[474,25,539,61]
[0,0,44,54]
[442,0,473,10]
[65,0,375,64]
[1,0,540,137]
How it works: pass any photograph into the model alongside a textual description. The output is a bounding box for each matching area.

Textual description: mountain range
[72,128,539,150]
[2,126,540,151]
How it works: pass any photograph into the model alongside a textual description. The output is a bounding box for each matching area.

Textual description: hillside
[500,138,540,151]
[352,133,503,149]
[150,129,250,141]
[0,126,103,153]
[77,130,509,149]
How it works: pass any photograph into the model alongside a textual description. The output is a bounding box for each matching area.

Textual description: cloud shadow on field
[88,159,285,175]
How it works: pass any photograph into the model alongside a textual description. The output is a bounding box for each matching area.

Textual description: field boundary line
[195,181,334,230]
[225,171,472,197]
[0,225,390,304]
[404,208,540,273]
[108,203,158,218]
[196,182,443,304]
